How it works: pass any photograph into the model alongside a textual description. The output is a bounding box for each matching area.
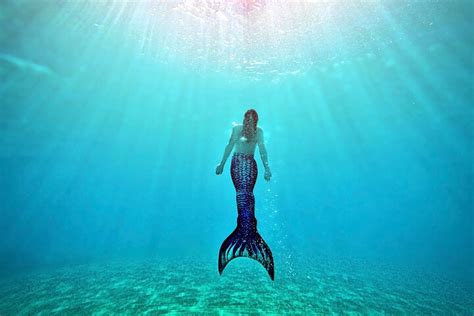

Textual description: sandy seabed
[0,257,472,315]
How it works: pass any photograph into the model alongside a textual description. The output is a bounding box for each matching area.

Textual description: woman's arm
[257,128,269,169]
[257,128,271,181]
[219,126,238,166]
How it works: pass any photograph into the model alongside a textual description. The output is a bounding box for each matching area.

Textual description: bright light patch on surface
[110,0,384,80]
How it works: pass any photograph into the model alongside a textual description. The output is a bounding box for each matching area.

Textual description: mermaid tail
[218,214,275,280]
[218,152,274,280]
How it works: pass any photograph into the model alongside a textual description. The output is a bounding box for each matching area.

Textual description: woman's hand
[264,167,272,181]
[215,163,224,175]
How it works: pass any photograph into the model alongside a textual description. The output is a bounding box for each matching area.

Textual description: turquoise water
[1,0,473,314]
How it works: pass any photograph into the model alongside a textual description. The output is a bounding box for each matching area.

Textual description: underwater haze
[0,0,473,314]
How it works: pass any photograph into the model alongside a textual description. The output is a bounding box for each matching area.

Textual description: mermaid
[215,109,274,280]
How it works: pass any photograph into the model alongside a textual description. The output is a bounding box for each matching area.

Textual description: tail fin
[218,222,274,280]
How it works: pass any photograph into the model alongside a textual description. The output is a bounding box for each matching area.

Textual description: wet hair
[242,109,258,142]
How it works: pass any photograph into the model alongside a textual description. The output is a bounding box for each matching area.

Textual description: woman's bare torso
[234,124,260,155]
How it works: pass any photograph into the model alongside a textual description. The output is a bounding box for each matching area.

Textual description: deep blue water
[0,0,472,313]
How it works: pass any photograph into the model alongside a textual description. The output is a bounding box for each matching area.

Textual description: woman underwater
[215,109,275,280]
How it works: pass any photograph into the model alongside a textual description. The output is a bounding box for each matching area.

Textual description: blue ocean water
[0,0,472,314]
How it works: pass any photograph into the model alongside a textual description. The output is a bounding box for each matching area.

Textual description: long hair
[242,109,258,142]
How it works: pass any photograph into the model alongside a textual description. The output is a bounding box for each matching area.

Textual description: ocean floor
[0,257,472,314]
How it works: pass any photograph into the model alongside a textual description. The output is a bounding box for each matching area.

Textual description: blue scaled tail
[218,152,274,280]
